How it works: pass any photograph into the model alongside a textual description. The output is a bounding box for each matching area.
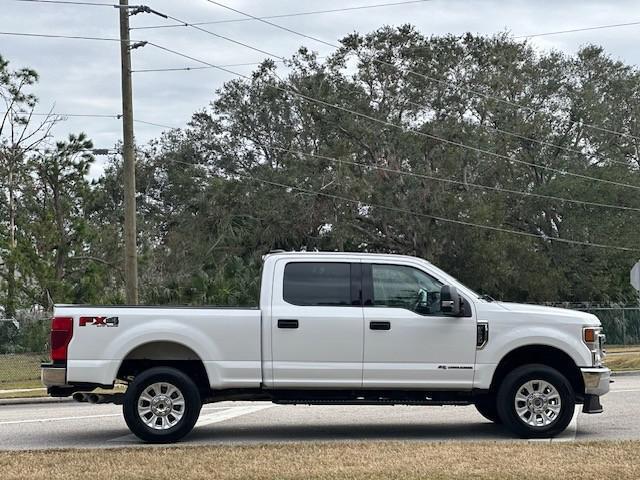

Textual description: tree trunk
[5,167,16,318]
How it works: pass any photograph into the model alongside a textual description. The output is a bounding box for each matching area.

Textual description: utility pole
[118,0,138,304]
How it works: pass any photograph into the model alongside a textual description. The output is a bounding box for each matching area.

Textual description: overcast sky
[3,0,640,177]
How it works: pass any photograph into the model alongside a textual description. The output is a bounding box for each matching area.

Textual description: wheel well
[490,345,585,397]
[117,341,210,395]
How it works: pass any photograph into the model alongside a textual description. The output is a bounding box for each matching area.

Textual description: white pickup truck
[42,251,610,443]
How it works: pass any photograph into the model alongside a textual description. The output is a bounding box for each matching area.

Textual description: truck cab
[42,251,610,442]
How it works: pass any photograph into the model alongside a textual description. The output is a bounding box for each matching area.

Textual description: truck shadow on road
[184,422,514,443]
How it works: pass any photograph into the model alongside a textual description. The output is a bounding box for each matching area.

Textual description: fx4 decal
[79,316,119,327]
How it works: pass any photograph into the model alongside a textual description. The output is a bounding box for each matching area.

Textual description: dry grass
[0,442,638,480]
[607,345,640,354]
[0,388,46,399]
[606,354,640,371]
[605,345,640,371]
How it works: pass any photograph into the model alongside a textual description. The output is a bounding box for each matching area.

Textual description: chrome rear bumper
[41,364,68,387]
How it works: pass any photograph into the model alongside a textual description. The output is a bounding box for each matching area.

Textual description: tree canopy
[2,28,640,312]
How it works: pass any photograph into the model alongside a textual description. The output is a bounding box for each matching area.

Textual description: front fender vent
[477,322,489,349]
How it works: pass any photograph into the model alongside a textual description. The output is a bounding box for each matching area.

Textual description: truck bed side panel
[57,306,262,389]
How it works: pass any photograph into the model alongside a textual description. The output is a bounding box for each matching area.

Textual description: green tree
[0,55,58,317]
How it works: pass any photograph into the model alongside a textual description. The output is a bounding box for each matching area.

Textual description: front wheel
[497,364,575,438]
[123,366,202,443]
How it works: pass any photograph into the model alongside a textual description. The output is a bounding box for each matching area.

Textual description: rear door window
[283,262,351,306]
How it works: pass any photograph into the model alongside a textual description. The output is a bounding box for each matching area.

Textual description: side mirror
[440,285,461,316]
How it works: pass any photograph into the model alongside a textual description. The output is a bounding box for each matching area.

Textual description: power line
[7,12,637,182]
[332,81,634,168]
[131,20,640,78]
[160,13,285,61]
[131,0,435,30]
[9,11,640,144]
[132,60,291,73]
[272,147,640,212]
[146,41,640,191]
[12,0,116,5]
[515,20,640,39]
[133,119,176,129]
[135,56,631,171]
[161,155,638,252]
[3,111,176,128]
[5,111,119,118]
[205,0,640,143]
[240,175,640,252]
[399,91,634,169]
[0,31,127,42]
[141,8,639,185]
[10,3,640,143]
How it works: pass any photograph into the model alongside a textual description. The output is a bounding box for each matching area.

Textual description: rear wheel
[474,394,501,424]
[497,364,574,438]
[123,366,202,443]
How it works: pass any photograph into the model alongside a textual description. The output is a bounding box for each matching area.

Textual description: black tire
[474,394,502,424]
[123,366,202,443]
[497,364,575,438]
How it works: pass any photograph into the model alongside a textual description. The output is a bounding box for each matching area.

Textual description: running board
[272,398,471,406]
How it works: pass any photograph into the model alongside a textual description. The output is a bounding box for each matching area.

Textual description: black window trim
[363,262,469,316]
[282,261,362,307]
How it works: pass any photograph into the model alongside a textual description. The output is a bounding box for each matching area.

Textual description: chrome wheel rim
[514,379,562,428]
[137,382,185,430]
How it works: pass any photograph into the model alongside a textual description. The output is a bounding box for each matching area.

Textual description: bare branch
[67,256,125,282]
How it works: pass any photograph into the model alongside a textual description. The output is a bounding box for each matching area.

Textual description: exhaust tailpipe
[72,392,88,403]
[73,392,124,405]
[87,393,100,404]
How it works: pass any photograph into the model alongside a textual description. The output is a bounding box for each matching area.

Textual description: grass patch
[0,442,638,479]
[606,354,640,371]
[605,345,640,371]
[0,388,46,399]
[0,384,126,399]
[0,353,46,389]
[606,345,640,354]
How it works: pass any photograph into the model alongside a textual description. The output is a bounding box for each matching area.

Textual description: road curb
[0,396,73,406]
[611,370,640,377]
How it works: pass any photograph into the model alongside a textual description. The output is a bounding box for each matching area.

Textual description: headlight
[583,326,605,366]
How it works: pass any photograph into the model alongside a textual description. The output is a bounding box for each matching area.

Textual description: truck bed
[56,304,263,389]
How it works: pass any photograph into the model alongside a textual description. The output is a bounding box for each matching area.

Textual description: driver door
[362,262,477,389]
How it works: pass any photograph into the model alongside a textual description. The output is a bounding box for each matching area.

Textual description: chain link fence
[581,307,640,345]
[0,313,49,390]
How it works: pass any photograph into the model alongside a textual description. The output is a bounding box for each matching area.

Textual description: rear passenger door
[270,260,364,388]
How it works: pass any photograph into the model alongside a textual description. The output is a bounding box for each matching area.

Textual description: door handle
[369,321,391,331]
[278,319,299,329]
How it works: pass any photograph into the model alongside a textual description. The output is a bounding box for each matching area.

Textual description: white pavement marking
[196,404,273,427]
[108,404,274,443]
[528,408,580,444]
[552,409,580,443]
[610,388,640,393]
[0,413,121,426]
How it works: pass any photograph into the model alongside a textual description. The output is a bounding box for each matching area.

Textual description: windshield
[418,260,481,299]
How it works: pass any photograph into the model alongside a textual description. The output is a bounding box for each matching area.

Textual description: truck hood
[476,301,601,326]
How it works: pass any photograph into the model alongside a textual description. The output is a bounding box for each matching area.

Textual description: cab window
[283,262,351,306]
[371,264,443,315]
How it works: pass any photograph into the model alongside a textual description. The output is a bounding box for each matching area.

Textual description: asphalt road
[0,375,638,451]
